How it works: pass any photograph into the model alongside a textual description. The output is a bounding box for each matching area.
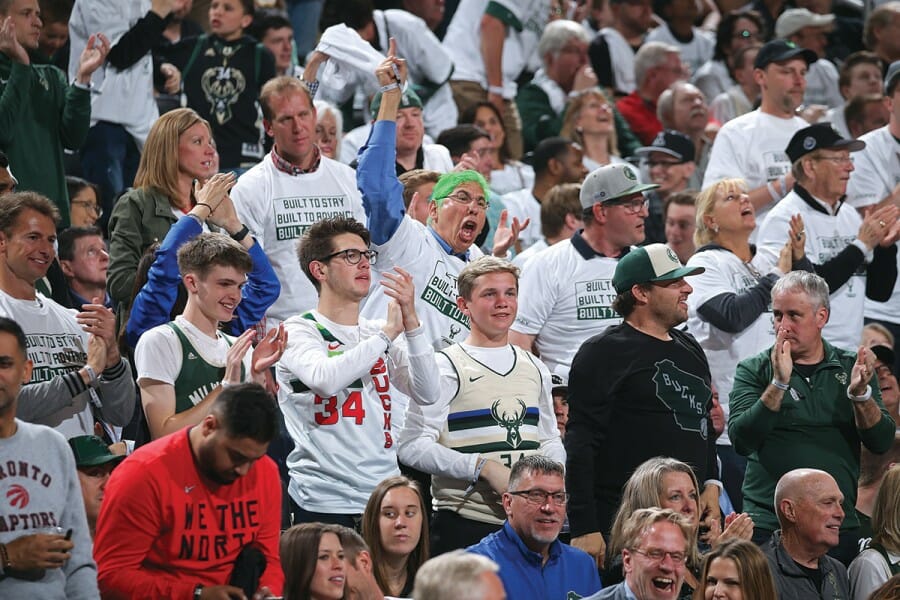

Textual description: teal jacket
[0,55,91,226]
[729,339,895,532]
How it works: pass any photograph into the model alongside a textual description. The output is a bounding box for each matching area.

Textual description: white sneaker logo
[185,485,195,494]
[188,352,198,360]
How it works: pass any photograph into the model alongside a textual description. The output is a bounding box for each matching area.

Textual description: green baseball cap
[369,86,423,120]
[68,435,126,468]
[612,244,705,294]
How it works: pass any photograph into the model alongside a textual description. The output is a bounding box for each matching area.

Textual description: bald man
[763,469,850,599]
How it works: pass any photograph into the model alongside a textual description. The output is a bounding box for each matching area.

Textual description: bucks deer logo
[491,398,527,448]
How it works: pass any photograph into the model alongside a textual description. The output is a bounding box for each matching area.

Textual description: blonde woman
[560,89,624,172]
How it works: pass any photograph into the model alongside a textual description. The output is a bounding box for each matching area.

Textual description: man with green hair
[358,45,526,348]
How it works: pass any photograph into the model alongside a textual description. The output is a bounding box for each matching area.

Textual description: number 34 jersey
[276,311,439,514]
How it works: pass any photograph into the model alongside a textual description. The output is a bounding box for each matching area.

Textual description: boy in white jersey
[399,256,565,554]
[276,216,439,527]
[135,233,287,440]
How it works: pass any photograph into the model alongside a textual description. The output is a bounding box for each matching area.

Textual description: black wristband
[230,224,250,242]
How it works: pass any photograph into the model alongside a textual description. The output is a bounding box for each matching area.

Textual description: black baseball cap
[872,345,896,374]
[754,40,817,70]
[785,122,866,163]
[636,130,696,163]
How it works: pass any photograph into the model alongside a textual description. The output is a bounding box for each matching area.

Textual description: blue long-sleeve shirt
[468,522,602,600]
[124,214,280,349]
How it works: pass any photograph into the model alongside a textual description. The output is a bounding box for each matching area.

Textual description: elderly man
[730,271,896,565]
[776,8,843,108]
[468,455,602,600]
[510,163,657,376]
[566,244,718,568]
[584,508,693,600]
[359,50,522,348]
[616,42,683,145]
[413,551,506,600]
[703,40,817,229]
[657,82,712,186]
[516,19,595,152]
[764,469,850,597]
[756,122,899,352]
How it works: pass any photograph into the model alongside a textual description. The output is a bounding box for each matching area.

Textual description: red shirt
[616,91,662,145]
[94,428,283,599]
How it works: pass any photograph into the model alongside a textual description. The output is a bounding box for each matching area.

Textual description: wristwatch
[230,224,250,242]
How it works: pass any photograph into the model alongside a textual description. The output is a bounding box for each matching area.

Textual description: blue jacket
[124,214,280,348]
[468,522,602,600]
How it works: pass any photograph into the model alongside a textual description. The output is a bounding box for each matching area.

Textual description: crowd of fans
[2,0,900,598]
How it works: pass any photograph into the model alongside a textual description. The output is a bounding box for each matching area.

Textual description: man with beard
[703,40,817,232]
[468,455,602,600]
[94,383,283,599]
[565,244,718,570]
[584,508,693,600]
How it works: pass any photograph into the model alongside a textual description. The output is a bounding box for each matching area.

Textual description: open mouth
[652,577,676,592]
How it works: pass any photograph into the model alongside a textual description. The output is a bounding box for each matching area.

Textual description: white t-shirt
[846,126,900,324]
[491,161,535,196]
[710,86,754,125]
[134,315,252,389]
[512,233,623,376]
[501,188,542,250]
[0,290,93,437]
[703,110,808,230]
[693,60,732,104]
[443,0,550,98]
[600,27,637,94]
[821,105,851,139]
[361,216,484,348]
[513,238,549,269]
[685,248,777,445]
[805,59,843,109]
[231,153,367,327]
[757,189,867,351]
[276,311,439,513]
[645,24,714,80]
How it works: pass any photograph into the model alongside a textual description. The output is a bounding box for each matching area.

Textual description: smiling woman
[281,523,347,600]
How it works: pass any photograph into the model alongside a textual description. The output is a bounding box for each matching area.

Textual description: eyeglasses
[72,200,103,217]
[604,197,649,214]
[630,548,687,564]
[812,155,854,165]
[508,488,570,506]
[318,248,379,265]
[444,190,489,209]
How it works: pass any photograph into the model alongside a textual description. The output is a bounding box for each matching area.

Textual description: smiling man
[565,243,718,570]
[135,233,286,440]
[275,216,438,527]
[585,508,692,600]
[764,469,850,598]
[400,256,564,554]
[730,271,896,565]
[467,455,602,600]
[756,122,899,352]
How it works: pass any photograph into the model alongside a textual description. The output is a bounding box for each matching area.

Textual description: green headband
[430,170,490,208]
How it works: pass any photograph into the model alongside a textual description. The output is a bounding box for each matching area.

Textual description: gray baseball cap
[579,163,659,210]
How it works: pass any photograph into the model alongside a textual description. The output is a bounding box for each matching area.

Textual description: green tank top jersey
[168,322,243,414]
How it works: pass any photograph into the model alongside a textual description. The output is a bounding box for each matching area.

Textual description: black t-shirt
[566,322,717,537]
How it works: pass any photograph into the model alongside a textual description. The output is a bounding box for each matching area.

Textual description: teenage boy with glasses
[276,215,439,528]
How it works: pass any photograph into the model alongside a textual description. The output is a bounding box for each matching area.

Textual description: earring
[712,224,719,233]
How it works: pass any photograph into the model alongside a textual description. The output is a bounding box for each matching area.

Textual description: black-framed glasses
[444,190,489,209]
[317,248,379,265]
[630,548,687,564]
[604,197,649,214]
[71,200,103,218]
[508,488,570,506]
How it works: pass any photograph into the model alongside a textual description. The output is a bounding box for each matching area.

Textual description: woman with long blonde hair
[560,89,624,172]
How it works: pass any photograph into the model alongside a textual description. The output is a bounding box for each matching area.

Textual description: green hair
[430,170,490,208]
